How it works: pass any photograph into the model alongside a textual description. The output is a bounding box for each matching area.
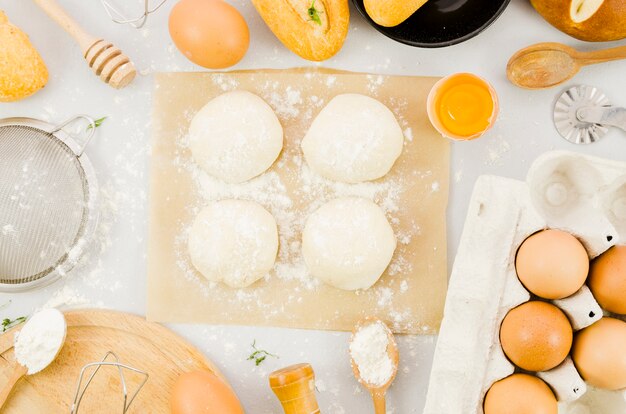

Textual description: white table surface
[1,0,625,412]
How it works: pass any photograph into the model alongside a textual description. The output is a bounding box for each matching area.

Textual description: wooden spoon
[32,0,136,89]
[507,42,626,90]
[350,317,399,414]
[0,309,67,409]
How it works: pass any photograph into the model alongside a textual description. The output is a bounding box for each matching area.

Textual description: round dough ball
[189,91,283,183]
[188,200,278,288]
[301,94,404,183]
[302,197,396,290]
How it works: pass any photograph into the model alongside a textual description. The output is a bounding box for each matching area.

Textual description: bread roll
[251,0,349,61]
[364,0,429,27]
[0,11,48,102]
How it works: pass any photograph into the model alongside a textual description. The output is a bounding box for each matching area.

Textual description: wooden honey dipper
[33,0,136,89]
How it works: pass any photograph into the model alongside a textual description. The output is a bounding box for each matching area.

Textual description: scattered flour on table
[42,285,90,310]
[349,321,394,386]
[404,127,413,142]
[484,134,511,166]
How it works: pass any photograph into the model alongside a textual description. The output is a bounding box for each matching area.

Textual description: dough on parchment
[301,94,404,183]
[189,90,283,184]
[188,199,278,288]
[302,197,396,291]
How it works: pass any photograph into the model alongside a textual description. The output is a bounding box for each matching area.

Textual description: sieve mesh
[0,125,90,284]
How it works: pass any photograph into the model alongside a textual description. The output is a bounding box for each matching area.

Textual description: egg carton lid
[424,151,626,414]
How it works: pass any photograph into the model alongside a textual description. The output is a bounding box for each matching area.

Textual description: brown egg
[169,0,249,69]
[171,370,244,414]
[588,245,626,314]
[500,301,573,372]
[484,373,557,414]
[515,229,589,299]
[572,317,626,390]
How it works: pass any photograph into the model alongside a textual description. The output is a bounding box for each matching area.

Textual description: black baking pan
[352,0,511,48]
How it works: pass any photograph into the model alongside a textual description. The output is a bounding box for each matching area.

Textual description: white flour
[350,321,394,386]
[14,308,66,375]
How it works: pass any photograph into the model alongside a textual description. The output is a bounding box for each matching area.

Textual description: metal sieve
[0,116,99,292]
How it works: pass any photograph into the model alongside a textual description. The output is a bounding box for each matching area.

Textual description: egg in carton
[424,151,626,414]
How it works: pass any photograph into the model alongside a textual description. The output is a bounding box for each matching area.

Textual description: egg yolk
[435,74,495,138]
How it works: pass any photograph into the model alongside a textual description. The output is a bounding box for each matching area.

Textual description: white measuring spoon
[0,309,67,409]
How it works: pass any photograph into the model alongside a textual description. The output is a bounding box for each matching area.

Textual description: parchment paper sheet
[147,69,449,334]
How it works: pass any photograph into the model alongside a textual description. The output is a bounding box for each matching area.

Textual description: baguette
[0,11,48,102]
[251,0,349,61]
[364,0,429,27]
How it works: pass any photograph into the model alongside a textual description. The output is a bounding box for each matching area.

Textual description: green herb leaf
[87,116,107,130]
[2,316,26,332]
[247,340,278,366]
[308,0,323,25]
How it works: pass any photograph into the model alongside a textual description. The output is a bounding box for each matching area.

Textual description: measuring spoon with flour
[350,317,399,414]
[0,308,66,408]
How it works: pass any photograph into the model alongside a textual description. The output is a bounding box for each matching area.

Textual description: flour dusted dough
[302,197,396,290]
[189,91,283,183]
[302,94,404,183]
[188,199,278,288]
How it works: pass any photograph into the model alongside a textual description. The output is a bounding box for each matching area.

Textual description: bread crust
[530,0,626,41]
[0,11,48,102]
[251,0,349,61]
[364,0,429,27]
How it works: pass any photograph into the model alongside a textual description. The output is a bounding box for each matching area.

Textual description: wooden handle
[575,45,626,66]
[0,364,27,409]
[372,390,386,414]
[32,0,98,53]
[270,364,320,414]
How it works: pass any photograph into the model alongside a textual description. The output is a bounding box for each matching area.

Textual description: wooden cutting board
[148,68,450,334]
[0,309,227,413]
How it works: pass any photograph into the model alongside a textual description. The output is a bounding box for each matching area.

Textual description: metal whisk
[100,0,169,29]
[71,351,149,414]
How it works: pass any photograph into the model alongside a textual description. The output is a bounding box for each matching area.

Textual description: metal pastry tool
[71,351,149,414]
[554,85,626,144]
[100,0,168,29]
[0,116,99,291]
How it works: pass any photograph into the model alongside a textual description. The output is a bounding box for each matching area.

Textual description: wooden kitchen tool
[270,363,320,414]
[32,0,136,89]
[350,317,399,414]
[0,365,27,410]
[0,309,226,413]
[0,309,67,410]
[507,42,626,90]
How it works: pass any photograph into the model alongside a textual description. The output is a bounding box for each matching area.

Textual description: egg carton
[424,151,626,414]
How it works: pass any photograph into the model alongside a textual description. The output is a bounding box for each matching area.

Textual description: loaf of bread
[0,11,48,102]
[364,0,429,27]
[251,0,349,61]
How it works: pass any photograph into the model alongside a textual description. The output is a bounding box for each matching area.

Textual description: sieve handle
[51,115,96,157]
